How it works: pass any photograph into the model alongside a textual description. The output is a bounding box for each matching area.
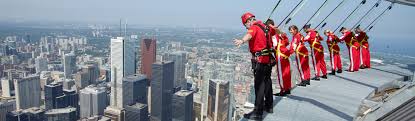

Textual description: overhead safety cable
[300,0,329,31]
[365,3,394,31]
[315,0,347,29]
[352,0,382,29]
[278,0,308,27]
[334,0,367,32]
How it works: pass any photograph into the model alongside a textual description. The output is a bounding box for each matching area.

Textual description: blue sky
[0,0,414,41]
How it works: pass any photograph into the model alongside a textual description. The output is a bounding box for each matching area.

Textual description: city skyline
[0,1,415,121]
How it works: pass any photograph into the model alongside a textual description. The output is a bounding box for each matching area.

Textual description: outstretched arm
[234,33,252,48]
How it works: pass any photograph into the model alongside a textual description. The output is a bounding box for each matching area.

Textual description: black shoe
[329,71,336,75]
[305,80,310,85]
[285,90,291,94]
[274,92,287,97]
[264,108,273,113]
[297,81,307,87]
[321,75,328,79]
[312,77,320,81]
[244,110,263,120]
[337,69,342,73]
[360,65,366,69]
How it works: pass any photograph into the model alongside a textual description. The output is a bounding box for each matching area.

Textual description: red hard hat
[241,12,255,25]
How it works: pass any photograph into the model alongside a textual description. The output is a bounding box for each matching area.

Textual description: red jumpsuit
[356,31,370,68]
[340,31,360,72]
[304,30,327,77]
[272,33,292,93]
[326,33,342,72]
[290,33,311,81]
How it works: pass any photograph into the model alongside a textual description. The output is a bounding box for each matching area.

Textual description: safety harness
[295,36,308,57]
[275,34,289,59]
[360,35,369,49]
[253,23,276,66]
[311,33,324,53]
[329,35,340,53]
[348,33,360,49]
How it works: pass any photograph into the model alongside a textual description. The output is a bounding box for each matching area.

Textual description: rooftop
[174,90,194,96]
[45,107,77,114]
[241,65,414,121]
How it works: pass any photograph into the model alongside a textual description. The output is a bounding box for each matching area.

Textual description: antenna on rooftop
[119,19,122,37]
[124,19,127,37]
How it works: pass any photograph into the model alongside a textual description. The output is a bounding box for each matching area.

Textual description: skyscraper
[0,100,16,121]
[45,82,79,110]
[14,75,41,110]
[44,82,64,110]
[207,79,230,121]
[151,61,174,121]
[166,51,188,91]
[79,85,108,118]
[193,98,203,121]
[75,71,91,89]
[1,79,13,97]
[172,90,194,121]
[74,63,99,90]
[35,56,47,74]
[110,37,135,108]
[45,107,77,121]
[63,53,76,79]
[6,107,46,121]
[124,103,149,121]
[140,38,156,80]
[82,62,99,84]
[103,107,124,121]
[60,89,79,109]
[123,74,148,104]
[103,37,136,121]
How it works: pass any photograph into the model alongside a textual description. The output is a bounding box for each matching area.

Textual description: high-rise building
[44,81,79,111]
[151,61,174,121]
[61,89,79,109]
[193,98,203,121]
[63,53,76,79]
[82,63,99,84]
[63,79,75,90]
[103,107,124,121]
[75,71,91,89]
[165,51,187,91]
[123,74,148,104]
[40,71,53,90]
[110,37,135,108]
[201,62,216,118]
[207,79,230,121]
[124,103,149,121]
[0,100,16,121]
[35,56,47,74]
[1,78,13,97]
[74,63,99,90]
[45,107,77,121]
[140,38,156,80]
[172,90,193,121]
[6,107,46,121]
[14,75,41,110]
[44,82,64,110]
[80,85,108,118]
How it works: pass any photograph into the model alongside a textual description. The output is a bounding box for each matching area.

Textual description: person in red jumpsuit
[289,25,311,87]
[354,26,371,69]
[234,12,274,120]
[266,19,293,96]
[324,30,343,75]
[303,24,328,80]
[339,27,360,72]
